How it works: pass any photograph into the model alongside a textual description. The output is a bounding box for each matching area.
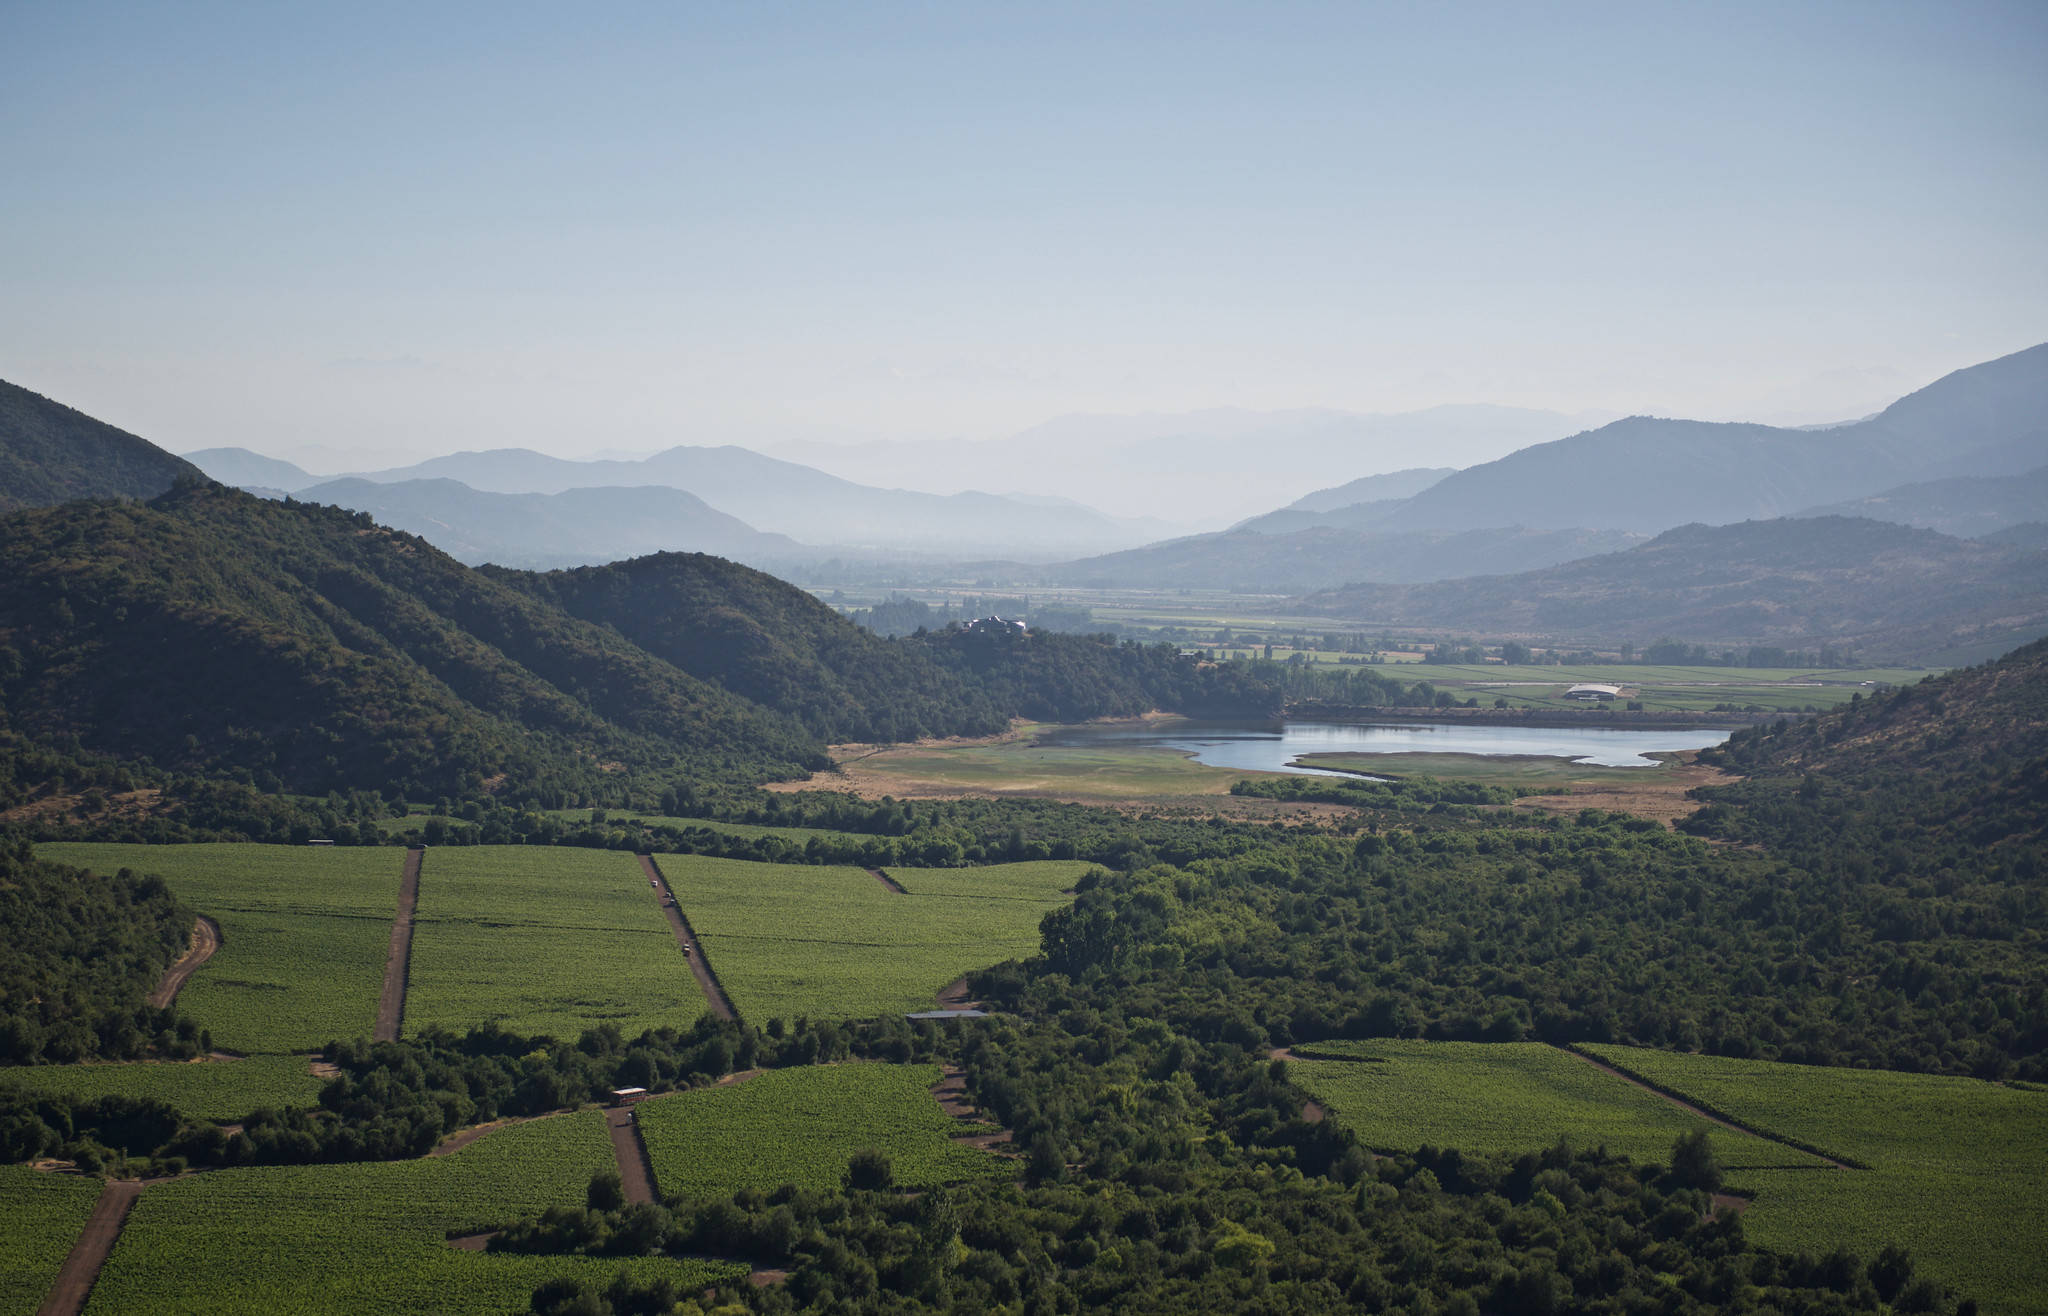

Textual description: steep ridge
[0,485,824,800]
[1794,464,2048,539]
[0,380,204,511]
[1297,516,2048,659]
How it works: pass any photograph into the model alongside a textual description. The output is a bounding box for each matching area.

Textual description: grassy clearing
[659,856,1071,1021]
[37,844,401,1053]
[1290,1040,1827,1171]
[0,1165,100,1315]
[639,1063,1010,1200]
[0,1055,324,1123]
[86,1110,740,1315]
[824,740,1254,802]
[1582,1045,2048,1315]
[883,860,1098,902]
[1292,751,1677,790]
[406,848,704,1040]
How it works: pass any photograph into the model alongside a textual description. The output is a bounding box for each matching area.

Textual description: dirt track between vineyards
[638,855,737,1022]
[373,848,423,1042]
[1556,1046,1851,1170]
[148,916,221,1009]
[36,1178,143,1316]
[606,1106,657,1204]
[867,867,907,894]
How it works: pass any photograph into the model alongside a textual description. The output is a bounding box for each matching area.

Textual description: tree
[1668,1128,1722,1192]
[843,1147,893,1192]
[586,1169,624,1212]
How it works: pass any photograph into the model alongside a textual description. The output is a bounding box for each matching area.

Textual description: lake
[1037,719,1737,777]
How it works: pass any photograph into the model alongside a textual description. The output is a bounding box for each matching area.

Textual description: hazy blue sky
[4,0,2044,467]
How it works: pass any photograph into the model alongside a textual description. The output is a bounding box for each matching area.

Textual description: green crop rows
[0,1055,324,1123]
[405,847,705,1039]
[1290,1040,1828,1170]
[884,859,1096,903]
[638,1062,1011,1201]
[84,1110,741,1315]
[38,844,402,1053]
[657,855,1077,1021]
[0,1165,100,1315]
[1581,1045,2048,1316]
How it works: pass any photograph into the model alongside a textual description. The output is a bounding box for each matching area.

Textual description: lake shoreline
[1283,702,1784,730]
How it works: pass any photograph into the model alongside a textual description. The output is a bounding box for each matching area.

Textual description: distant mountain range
[185,443,1170,560]
[768,405,1609,523]
[291,478,804,570]
[1048,525,1644,593]
[1296,517,2048,663]
[1793,464,2048,539]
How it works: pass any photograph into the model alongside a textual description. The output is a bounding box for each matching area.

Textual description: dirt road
[866,868,907,894]
[637,855,737,1022]
[1557,1045,1852,1169]
[606,1106,657,1204]
[36,1179,142,1316]
[148,916,221,1009]
[373,848,423,1043]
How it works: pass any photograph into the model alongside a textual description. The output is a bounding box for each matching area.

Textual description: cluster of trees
[0,841,204,1064]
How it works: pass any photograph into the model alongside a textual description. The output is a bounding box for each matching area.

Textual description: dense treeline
[0,839,203,1064]
[922,626,1280,722]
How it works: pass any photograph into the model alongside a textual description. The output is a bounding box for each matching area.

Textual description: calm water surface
[1040,719,1737,777]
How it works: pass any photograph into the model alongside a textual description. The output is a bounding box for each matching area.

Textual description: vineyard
[1289,1039,1829,1169]
[1580,1045,2048,1314]
[82,1111,742,1315]
[405,848,706,1039]
[656,855,1080,1021]
[38,843,402,1052]
[637,1062,1011,1200]
[0,1165,100,1314]
[0,1054,325,1123]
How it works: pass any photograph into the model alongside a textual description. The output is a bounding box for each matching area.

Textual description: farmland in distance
[656,855,1088,1021]
[84,1110,740,1315]
[38,843,402,1053]
[638,1063,1010,1200]
[0,1054,325,1123]
[405,848,705,1039]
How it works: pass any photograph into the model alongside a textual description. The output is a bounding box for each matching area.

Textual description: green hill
[0,380,204,511]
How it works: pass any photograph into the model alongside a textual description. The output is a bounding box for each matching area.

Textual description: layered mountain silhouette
[1794,464,2048,539]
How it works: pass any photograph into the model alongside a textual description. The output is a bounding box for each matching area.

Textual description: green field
[658,855,1075,1021]
[1292,751,1687,790]
[1582,1045,2048,1315]
[638,1063,1010,1200]
[1290,1040,1828,1170]
[883,860,1096,902]
[834,739,1257,800]
[0,1166,101,1316]
[83,1110,740,1315]
[406,848,705,1040]
[38,844,402,1053]
[0,1055,325,1123]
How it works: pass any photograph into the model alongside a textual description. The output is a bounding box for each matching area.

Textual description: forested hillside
[0,380,204,512]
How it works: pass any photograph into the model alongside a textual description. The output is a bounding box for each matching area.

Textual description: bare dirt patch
[867,867,907,894]
[148,916,220,1009]
[1512,752,1738,828]
[373,848,423,1042]
[936,978,978,1011]
[931,1064,1016,1152]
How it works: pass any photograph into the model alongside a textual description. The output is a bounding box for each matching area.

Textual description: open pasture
[405,848,704,1040]
[657,855,1073,1021]
[638,1062,1009,1200]
[37,843,402,1053]
[0,1165,101,1315]
[801,738,1259,804]
[0,1054,324,1123]
[1582,1045,2048,1315]
[84,1110,740,1315]
[1289,1040,1827,1170]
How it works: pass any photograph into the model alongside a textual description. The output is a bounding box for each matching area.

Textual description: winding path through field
[637,855,737,1022]
[373,848,424,1042]
[148,916,221,1009]
[36,1179,142,1316]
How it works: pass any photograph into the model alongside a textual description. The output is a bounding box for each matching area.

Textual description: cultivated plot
[1582,1045,2048,1316]
[38,843,402,1053]
[656,855,1074,1021]
[84,1110,739,1316]
[0,1165,101,1315]
[883,859,1096,902]
[1290,1040,1828,1170]
[0,1055,325,1124]
[405,847,705,1039]
[638,1062,1010,1201]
